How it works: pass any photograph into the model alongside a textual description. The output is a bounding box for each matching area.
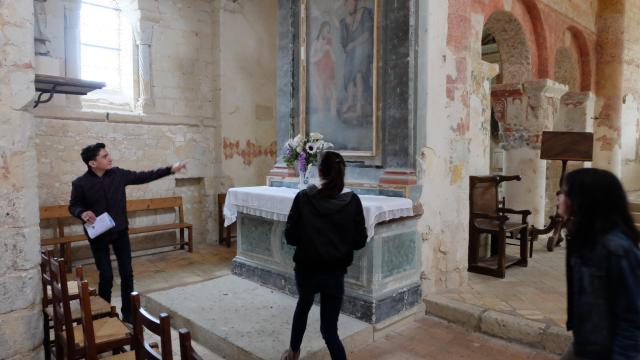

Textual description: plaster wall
[220,0,278,187]
[419,0,474,291]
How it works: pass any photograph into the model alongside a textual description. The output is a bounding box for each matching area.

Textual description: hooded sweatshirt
[285,185,368,273]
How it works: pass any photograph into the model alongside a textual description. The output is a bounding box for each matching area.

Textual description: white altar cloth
[223,186,414,240]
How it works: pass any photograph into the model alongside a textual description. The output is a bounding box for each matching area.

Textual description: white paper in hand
[84,213,115,239]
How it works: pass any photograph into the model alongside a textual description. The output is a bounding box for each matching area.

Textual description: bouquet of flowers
[283,132,333,174]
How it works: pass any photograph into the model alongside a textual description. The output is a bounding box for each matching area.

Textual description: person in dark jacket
[281,151,367,360]
[68,143,186,323]
[559,168,640,360]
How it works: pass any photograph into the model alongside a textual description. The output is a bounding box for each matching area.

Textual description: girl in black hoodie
[281,151,367,360]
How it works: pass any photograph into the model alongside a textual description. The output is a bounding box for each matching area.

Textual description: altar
[223,186,421,324]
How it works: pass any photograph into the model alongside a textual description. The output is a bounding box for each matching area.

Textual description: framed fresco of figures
[299,0,380,157]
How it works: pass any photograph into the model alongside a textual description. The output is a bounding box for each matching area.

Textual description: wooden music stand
[529,131,593,251]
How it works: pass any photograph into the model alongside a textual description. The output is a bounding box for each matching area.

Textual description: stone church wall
[32,0,225,257]
[0,2,44,358]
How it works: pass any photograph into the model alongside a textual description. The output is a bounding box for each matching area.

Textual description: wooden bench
[40,196,193,268]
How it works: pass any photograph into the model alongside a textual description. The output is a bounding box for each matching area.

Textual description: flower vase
[307,164,319,186]
[298,169,309,190]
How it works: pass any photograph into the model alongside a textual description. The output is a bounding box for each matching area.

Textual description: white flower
[316,141,333,151]
[309,132,323,141]
[306,142,318,154]
[292,134,303,147]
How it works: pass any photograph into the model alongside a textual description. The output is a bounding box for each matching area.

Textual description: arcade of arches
[2,0,640,358]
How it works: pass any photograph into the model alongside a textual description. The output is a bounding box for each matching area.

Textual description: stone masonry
[0,1,44,359]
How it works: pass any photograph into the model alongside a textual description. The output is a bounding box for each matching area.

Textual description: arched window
[80,0,135,109]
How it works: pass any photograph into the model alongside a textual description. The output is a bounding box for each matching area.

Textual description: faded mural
[306,0,376,154]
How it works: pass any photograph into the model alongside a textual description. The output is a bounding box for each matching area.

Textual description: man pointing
[69,142,187,323]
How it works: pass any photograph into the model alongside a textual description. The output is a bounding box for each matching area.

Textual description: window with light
[80,0,135,109]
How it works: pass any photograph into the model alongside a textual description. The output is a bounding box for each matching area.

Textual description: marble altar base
[231,213,422,324]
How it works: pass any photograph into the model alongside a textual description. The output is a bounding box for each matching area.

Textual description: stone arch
[484,11,532,84]
[566,25,592,91]
[519,0,549,79]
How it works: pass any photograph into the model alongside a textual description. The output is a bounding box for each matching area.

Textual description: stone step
[143,275,373,360]
[423,295,571,355]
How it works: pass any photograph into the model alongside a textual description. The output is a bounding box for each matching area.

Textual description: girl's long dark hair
[564,168,639,256]
[317,151,345,197]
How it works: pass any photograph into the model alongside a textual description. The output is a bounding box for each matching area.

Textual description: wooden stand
[529,131,593,251]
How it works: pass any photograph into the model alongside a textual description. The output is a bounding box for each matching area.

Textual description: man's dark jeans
[88,230,134,322]
[289,271,346,360]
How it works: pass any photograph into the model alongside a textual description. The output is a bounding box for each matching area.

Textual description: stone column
[621,94,640,190]
[117,0,159,113]
[593,0,625,174]
[64,0,81,77]
[64,0,82,108]
[492,80,568,227]
[0,1,44,358]
[469,60,499,175]
[134,19,155,112]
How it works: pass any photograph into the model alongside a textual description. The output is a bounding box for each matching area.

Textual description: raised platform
[232,257,422,324]
[143,275,373,359]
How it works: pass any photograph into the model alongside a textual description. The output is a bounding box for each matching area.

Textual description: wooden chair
[77,279,135,360]
[41,250,55,360]
[131,292,173,360]
[50,256,131,359]
[41,251,111,360]
[469,175,531,278]
[178,329,204,360]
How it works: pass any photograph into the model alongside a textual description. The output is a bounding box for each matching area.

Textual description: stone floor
[351,316,557,360]
[435,239,567,328]
[81,242,559,359]
[82,243,237,299]
[82,243,237,359]
[432,193,640,330]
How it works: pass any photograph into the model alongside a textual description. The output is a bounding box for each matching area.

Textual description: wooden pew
[40,197,193,268]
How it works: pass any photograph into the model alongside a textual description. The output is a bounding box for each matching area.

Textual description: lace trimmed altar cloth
[223,186,414,241]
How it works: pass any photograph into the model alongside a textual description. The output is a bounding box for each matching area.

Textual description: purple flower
[298,152,306,173]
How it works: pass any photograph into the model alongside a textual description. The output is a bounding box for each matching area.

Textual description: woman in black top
[281,151,367,360]
[559,168,640,359]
